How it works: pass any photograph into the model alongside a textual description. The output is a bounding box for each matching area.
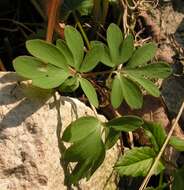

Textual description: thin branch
[46,0,61,42]
[81,70,113,78]
[73,12,91,50]
[139,102,184,190]
[30,0,46,21]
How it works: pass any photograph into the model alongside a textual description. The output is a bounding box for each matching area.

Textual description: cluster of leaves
[14,23,171,109]
[62,115,184,185]
[13,22,184,188]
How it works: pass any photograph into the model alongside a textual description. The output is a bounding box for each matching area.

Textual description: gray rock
[0,72,119,190]
[161,75,184,122]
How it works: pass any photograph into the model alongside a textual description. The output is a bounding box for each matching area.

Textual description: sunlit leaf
[13,56,69,89]
[64,25,84,70]
[115,147,165,177]
[62,116,101,142]
[26,39,69,71]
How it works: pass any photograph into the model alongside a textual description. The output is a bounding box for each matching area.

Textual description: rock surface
[0,72,119,190]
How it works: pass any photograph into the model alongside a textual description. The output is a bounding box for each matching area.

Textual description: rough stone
[0,72,120,190]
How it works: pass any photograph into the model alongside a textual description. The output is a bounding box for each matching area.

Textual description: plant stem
[30,0,46,21]
[158,171,164,188]
[81,70,113,77]
[73,12,91,50]
[139,102,184,190]
[46,0,61,42]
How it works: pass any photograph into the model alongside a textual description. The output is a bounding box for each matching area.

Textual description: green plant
[13,23,184,189]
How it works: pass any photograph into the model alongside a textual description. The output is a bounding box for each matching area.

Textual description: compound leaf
[79,78,99,108]
[26,39,69,71]
[115,147,165,177]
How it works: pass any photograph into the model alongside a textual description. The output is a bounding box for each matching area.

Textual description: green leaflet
[143,122,166,152]
[127,43,157,68]
[124,62,172,79]
[111,75,124,108]
[100,44,114,67]
[127,73,160,97]
[79,78,99,108]
[62,116,101,143]
[121,76,143,109]
[79,45,102,72]
[62,116,105,184]
[106,115,143,132]
[115,147,165,177]
[91,40,114,67]
[56,39,74,67]
[64,25,84,70]
[169,136,184,151]
[172,167,184,190]
[26,39,69,71]
[13,56,69,89]
[120,34,134,65]
[107,23,123,65]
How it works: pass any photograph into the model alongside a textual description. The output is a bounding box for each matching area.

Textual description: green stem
[73,12,91,50]
[30,0,46,21]
[158,171,164,188]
